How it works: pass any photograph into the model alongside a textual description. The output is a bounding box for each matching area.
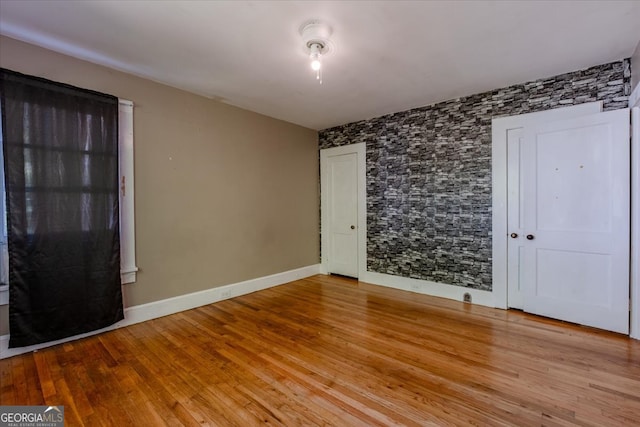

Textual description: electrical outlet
[220,289,231,299]
[463,293,472,303]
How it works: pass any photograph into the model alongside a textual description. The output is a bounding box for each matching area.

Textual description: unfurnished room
[0,1,639,426]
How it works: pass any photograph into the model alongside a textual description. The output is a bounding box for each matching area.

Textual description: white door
[495,102,603,309]
[520,109,630,333]
[325,152,359,277]
[506,128,525,309]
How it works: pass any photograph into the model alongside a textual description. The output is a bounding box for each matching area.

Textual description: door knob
[526,234,534,240]
[510,233,518,238]
[350,225,355,230]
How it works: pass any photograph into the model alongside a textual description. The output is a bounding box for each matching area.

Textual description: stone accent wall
[319,59,631,291]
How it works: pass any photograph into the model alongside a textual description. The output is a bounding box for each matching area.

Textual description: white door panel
[535,123,612,232]
[522,109,630,334]
[535,249,611,304]
[327,152,358,277]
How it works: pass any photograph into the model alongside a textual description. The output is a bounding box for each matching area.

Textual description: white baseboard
[361,271,495,308]
[0,264,321,359]
[0,285,7,305]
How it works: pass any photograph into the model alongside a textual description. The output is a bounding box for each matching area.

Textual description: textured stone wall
[319,59,631,291]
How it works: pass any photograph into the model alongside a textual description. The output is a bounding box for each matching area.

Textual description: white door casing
[493,102,603,309]
[631,105,640,340]
[521,109,630,334]
[320,143,366,278]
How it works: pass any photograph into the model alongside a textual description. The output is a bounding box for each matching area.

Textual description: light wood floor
[1,274,639,426]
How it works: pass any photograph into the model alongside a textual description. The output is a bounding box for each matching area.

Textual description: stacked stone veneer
[319,59,631,291]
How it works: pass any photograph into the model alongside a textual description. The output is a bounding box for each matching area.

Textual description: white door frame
[320,143,367,278]
[491,102,602,309]
[630,95,640,339]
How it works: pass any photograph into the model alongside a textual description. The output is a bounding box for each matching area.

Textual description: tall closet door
[520,109,630,334]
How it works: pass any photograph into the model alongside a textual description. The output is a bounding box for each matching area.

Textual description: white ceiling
[0,1,639,130]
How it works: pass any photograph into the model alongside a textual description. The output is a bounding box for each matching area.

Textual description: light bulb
[308,42,324,84]
[309,43,322,71]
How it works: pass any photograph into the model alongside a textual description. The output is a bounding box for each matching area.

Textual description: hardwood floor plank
[1,275,639,426]
[0,357,16,404]
[33,350,56,398]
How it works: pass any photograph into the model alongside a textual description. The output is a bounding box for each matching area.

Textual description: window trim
[119,99,137,284]
[0,119,6,304]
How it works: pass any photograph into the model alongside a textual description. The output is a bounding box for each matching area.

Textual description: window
[0,98,137,307]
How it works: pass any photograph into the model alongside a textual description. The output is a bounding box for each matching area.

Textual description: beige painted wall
[0,36,319,335]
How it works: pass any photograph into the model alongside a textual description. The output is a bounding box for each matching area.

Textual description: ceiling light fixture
[300,20,332,84]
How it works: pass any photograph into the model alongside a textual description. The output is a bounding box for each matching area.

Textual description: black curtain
[0,69,123,348]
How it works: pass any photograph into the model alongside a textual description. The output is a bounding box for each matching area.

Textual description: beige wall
[0,36,319,335]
